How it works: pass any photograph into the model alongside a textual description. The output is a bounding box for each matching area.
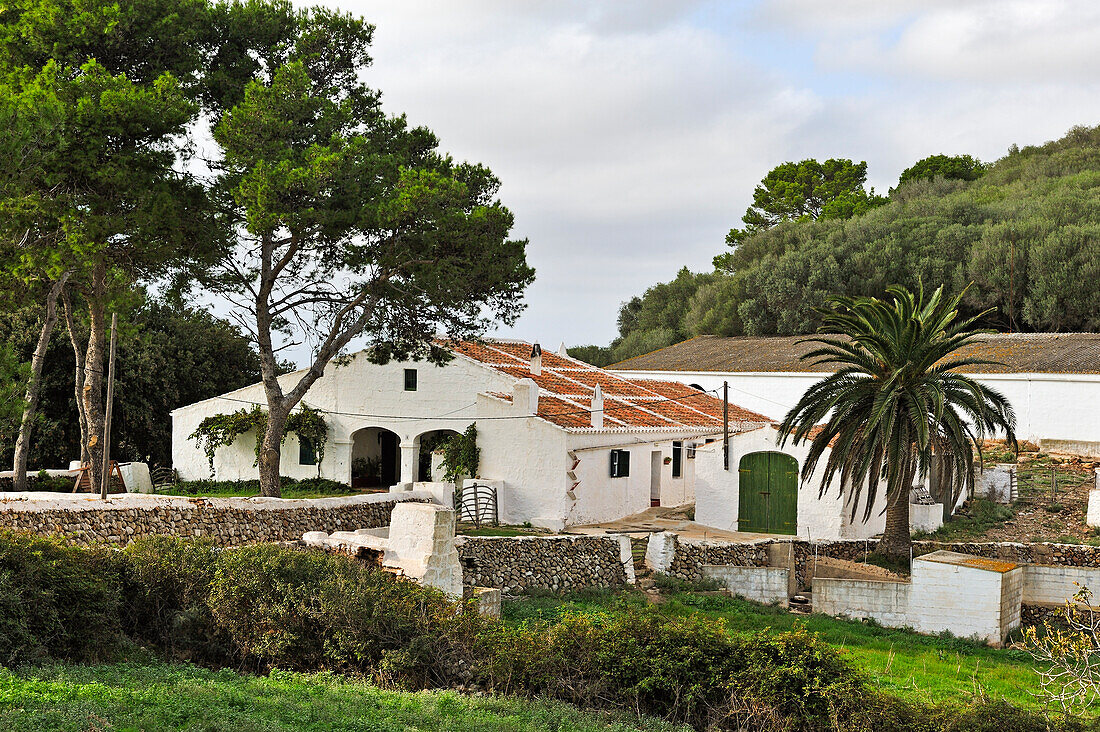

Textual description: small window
[404,368,418,391]
[299,437,317,466]
[672,441,683,478]
[610,449,631,478]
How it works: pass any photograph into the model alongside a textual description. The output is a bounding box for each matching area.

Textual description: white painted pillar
[399,441,419,483]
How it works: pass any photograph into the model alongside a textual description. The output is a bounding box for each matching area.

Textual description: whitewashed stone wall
[1088,471,1100,528]
[303,503,463,597]
[975,464,1016,503]
[814,579,911,627]
[1023,564,1100,605]
[702,565,791,606]
[815,551,1023,646]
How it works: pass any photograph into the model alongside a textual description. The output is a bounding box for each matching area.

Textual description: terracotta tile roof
[454,340,771,433]
[609,333,1100,375]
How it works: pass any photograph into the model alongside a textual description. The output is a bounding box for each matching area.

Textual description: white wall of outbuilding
[611,369,1100,449]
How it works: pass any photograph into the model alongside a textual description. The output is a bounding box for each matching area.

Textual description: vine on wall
[441,424,479,482]
[189,405,328,474]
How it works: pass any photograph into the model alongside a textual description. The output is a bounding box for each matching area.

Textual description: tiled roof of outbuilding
[453,340,769,433]
[609,333,1100,375]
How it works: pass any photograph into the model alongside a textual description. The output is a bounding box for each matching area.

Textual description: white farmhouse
[171,339,770,530]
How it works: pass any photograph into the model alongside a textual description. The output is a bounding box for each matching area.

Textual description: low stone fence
[455,535,635,594]
[0,491,429,546]
[645,532,770,582]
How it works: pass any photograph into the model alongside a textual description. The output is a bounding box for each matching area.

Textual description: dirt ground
[963,447,1098,544]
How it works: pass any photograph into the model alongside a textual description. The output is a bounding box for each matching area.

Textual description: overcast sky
[308,0,1100,352]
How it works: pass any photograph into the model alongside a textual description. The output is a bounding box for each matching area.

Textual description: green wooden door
[737,451,798,535]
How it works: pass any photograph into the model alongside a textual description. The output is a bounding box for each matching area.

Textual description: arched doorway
[737,451,798,535]
[350,427,401,489]
[416,429,460,482]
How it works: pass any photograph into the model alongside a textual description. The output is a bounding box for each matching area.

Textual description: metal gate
[454,483,498,527]
[737,451,798,535]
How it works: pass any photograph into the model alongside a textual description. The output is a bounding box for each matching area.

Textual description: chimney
[513,378,539,416]
[557,342,568,357]
[529,342,542,376]
[591,383,604,429]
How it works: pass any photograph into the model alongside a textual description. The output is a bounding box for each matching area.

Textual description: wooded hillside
[573,125,1100,366]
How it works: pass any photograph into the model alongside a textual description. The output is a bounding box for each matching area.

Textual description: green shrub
[0,474,76,492]
[207,544,477,684]
[0,532,122,664]
[476,605,872,731]
[120,536,226,662]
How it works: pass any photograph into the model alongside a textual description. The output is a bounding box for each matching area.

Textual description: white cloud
[263,0,1100,358]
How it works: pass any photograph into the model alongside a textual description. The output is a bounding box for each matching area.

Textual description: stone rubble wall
[0,491,428,546]
[455,534,634,594]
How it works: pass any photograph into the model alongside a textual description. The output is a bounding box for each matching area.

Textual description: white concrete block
[645,531,677,574]
[1087,481,1100,528]
[909,502,943,533]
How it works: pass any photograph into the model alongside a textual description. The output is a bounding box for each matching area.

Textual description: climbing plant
[441,424,479,482]
[189,405,327,474]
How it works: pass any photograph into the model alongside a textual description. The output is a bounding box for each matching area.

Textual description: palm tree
[778,285,1016,561]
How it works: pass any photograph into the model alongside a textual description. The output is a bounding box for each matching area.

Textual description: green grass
[0,662,687,732]
[504,590,1047,712]
[156,477,376,500]
[918,499,1017,542]
[456,524,546,537]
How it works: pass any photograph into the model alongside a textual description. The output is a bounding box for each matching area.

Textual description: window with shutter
[672,441,682,478]
[610,449,631,478]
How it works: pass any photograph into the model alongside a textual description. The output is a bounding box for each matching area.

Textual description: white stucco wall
[1023,564,1100,605]
[814,552,1023,646]
[171,352,515,483]
[702,565,790,605]
[693,427,885,541]
[610,369,1100,448]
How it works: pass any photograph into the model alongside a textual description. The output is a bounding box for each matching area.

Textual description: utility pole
[722,380,729,471]
[99,313,117,500]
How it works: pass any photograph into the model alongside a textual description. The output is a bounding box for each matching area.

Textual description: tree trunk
[257,407,289,497]
[62,288,90,465]
[82,260,107,493]
[12,275,69,491]
[877,453,916,562]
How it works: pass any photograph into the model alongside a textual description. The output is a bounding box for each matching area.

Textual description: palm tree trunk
[877,451,916,562]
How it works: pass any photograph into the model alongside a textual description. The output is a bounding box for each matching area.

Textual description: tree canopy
[206,4,532,495]
[724,158,886,248]
[896,154,986,188]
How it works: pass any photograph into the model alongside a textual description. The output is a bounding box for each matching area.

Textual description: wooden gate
[737,451,798,535]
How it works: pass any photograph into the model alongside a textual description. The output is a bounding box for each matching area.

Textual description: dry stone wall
[456,535,634,594]
[0,492,426,546]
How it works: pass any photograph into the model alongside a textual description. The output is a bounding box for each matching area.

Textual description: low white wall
[909,503,944,534]
[975,464,1015,503]
[1023,564,1100,605]
[813,552,1023,646]
[814,578,911,627]
[702,565,790,606]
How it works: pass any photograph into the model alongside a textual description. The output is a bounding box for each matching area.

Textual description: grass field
[0,662,687,732]
[504,590,1048,712]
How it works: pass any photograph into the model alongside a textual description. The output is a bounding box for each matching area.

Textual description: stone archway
[350,427,401,489]
[415,429,460,482]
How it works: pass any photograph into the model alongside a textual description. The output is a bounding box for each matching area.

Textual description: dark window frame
[404,368,418,391]
[671,441,683,478]
[610,449,631,478]
[299,437,317,466]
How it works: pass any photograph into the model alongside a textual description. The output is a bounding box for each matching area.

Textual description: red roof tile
[457,339,771,432]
